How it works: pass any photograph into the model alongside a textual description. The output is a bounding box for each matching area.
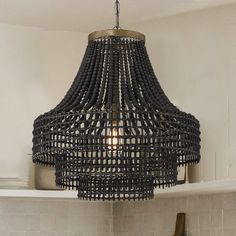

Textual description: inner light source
[108,127,119,151]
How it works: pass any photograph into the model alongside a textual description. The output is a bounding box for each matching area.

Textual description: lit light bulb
[108,127,119,151]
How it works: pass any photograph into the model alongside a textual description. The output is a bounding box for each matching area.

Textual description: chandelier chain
[114,0,120,29]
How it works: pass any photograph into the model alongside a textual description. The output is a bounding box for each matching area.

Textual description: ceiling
[0,0,235,33]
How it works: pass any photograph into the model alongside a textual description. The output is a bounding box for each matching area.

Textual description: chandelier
[32,0,201,200]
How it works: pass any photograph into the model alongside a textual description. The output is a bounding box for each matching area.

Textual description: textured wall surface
[1,192,236,236]
[113,192,236,236]
[0,198,113,236]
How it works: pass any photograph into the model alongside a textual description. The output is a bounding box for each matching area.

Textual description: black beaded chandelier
[32,0,201,200]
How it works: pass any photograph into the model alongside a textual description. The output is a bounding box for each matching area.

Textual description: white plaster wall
[129,3,236,182]
[0,23,87,187]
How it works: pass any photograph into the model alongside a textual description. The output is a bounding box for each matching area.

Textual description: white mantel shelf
[154,179,236,198]
[0,189,78,199]
[0,179,236,199]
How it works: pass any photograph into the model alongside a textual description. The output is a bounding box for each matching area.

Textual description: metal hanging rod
[114,0,120,29]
